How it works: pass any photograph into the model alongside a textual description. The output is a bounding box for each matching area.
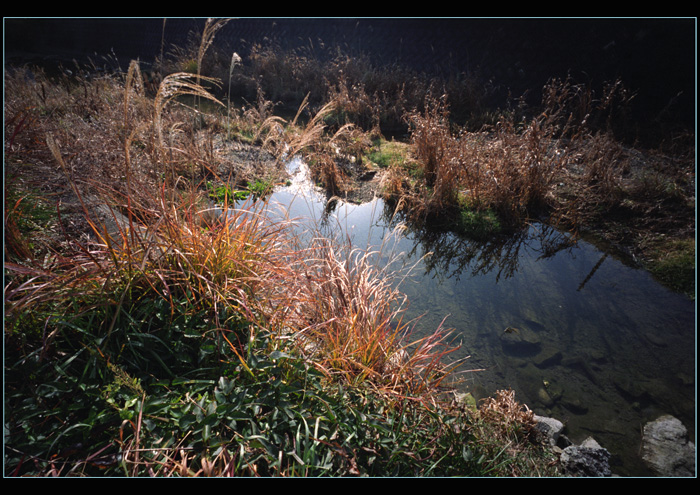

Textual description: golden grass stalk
[196,18,229,85]
[286,98,339,157]
[154,72,224,150]
[124,59,145,123]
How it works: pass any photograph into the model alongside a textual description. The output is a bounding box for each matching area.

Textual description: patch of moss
[647,238,695,298]
[367,139,417,171]
[455,207,502,239]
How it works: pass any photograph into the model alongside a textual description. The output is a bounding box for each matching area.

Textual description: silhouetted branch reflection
[383,203,578,283]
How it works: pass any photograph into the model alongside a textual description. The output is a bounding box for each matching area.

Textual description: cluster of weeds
[288,234,463,397]
[385,85,576,230]
[467,389,560,476]
[4,180,57,260]
[206,178,274,204]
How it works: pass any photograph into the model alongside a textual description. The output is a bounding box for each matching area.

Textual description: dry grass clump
[288,237,461,396]
[468,389,560,476]
[479,389,536,435]
[5,180,289,342]
[390,92,568,226]
[254,95,368,196]
[457,115,569,222]
[5,62,221,212]
[5,65,148,190]
[406,95,462,214]
[384,76,671,234]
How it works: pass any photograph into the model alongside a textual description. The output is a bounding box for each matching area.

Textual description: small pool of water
[233,157,695,476]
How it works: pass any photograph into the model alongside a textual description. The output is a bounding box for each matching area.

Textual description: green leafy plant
[206,181,250,203]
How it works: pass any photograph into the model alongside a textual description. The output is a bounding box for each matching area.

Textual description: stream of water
[238,157,695,476]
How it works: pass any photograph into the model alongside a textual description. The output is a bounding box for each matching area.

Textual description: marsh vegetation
[4,19,694,476]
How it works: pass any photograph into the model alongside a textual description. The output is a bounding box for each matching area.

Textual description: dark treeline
[5,17,695,141]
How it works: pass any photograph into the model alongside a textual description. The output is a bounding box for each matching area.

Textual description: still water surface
[240,157,695,476]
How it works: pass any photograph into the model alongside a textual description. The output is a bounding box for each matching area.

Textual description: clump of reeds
[253,95,361,196]
[286,233,461,397]
[455,114,568,222]
[406,95,462,215]
[385,76,647,232]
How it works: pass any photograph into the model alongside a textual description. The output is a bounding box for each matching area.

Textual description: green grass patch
[647,238,695,298]
[4,181,56,259]
[455,207,502,239]
[367,139,415,170]
[206,178,274,204]
[5,309,557,476]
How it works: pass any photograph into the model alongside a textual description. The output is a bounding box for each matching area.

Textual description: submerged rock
[499,326,542,357]
[537,386,555,408]
[533,347,563,368]
[560,396,588,415]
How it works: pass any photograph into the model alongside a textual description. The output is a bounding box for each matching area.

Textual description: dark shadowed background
[4,17,696,133]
